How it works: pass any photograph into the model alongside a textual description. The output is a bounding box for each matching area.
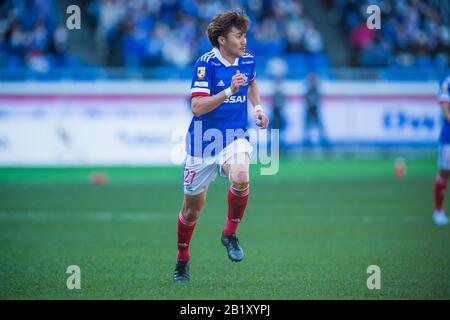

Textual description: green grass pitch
[0,157,449,299]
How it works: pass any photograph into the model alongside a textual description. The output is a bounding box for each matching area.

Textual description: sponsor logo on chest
[225,95,247,103]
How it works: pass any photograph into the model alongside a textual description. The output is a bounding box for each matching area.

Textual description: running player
[173,10,269,282]
[433,74,450,226]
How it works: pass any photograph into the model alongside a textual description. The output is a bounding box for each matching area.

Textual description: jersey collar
[212,47,239,67]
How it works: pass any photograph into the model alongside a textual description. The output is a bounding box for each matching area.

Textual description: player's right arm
[190,60,246,117]
[441,101,450,123]
[439,78,450,122]
[191,93,230,117]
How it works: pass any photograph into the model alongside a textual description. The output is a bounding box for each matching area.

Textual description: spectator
[303,72,327,146]
[303,20,324,53]
[270,77,287,154]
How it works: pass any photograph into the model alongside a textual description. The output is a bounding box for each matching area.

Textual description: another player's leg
[433,169,450,226]
[174,191,207,282]
[221,152,250,262]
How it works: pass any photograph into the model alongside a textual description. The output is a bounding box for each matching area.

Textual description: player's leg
[434,169,450,226]
[316,111,328,145]
[220,152,250,262]
[173,191,207,282]
[304,111,312,145]
[222,152,250,236]
[434,144,450,225]
[177,191,207,261]
[174,158,217,282]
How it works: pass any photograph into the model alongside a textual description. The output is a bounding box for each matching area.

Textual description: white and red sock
[434,175,448,212]
[177,211,197,261]
[223,186,249,237]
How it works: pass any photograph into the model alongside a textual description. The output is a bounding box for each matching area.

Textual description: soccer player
[433,74,450,226]
[173,10,269,282]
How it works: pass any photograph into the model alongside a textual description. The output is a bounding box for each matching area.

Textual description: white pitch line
[0,211,174,221]
[267,215,427,224]
[0,212,427,224]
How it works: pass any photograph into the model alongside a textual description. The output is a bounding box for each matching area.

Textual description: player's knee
[183,206,201,222]
[232,181,249,191]
[440,170,450,180]
[229,169,249,190]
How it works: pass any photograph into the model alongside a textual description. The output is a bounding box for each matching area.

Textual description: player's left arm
[248,78,269,128]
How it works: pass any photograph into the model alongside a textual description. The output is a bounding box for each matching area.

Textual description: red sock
[434,175,447,211]
[177,211,197,261]
[223,186,249,236]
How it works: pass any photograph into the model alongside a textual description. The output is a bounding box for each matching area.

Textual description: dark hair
[207,10,250,48]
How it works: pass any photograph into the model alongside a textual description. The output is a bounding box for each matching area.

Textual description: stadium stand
[0,0,82,72]
[326,0,450,68]
[0,0,448,80]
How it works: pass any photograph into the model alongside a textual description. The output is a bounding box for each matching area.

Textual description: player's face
[223,26,247,57]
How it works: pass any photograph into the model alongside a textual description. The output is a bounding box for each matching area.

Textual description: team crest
[197,67,206,80]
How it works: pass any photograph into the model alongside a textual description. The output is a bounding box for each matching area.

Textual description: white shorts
[182,138,253,195]
[438,144,450,170]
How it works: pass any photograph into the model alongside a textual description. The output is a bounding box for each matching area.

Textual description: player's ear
[218,36,226,46]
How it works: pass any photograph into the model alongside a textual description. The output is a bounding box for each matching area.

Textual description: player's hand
[230,70,247,94]
[255,111,269,129]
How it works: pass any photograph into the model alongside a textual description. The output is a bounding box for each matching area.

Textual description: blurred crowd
[1,0,448,73]
[0,0,75,72]
[87,0,324,68]
[327,0,450,67]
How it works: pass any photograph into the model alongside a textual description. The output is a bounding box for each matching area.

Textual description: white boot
[433,210,449,226]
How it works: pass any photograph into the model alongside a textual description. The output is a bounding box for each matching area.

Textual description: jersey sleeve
[439,78,449,103]
[249,57,256,82]
[190,59,213,97]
